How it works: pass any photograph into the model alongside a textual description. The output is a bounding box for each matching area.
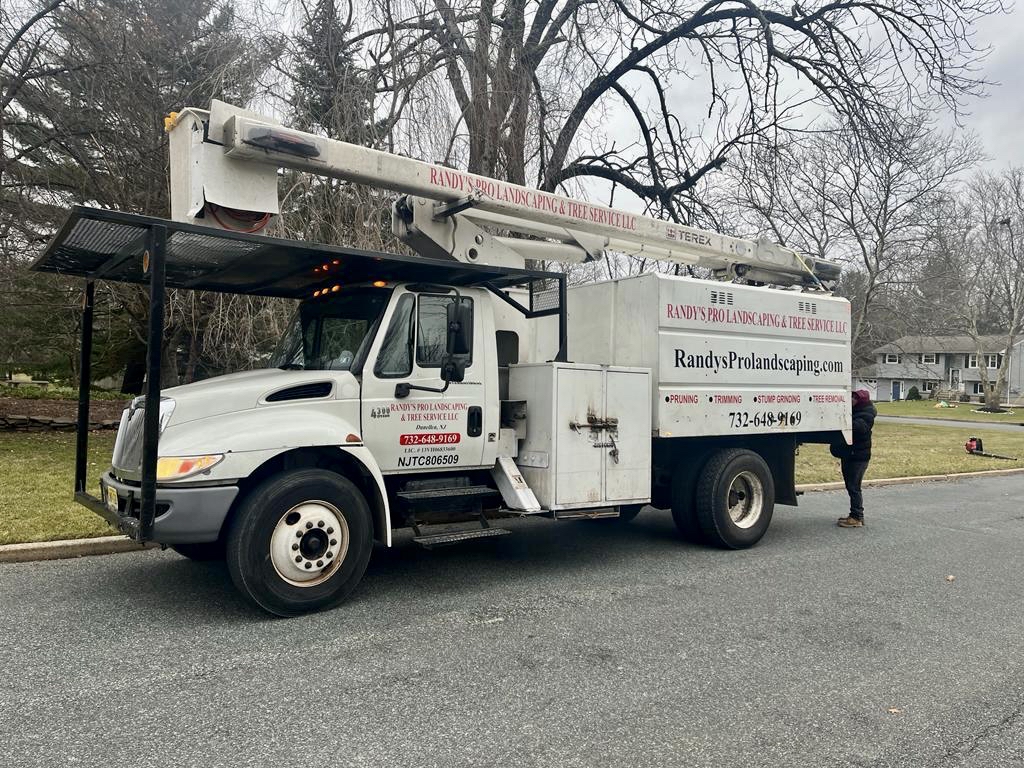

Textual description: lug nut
[317,521,324,528]
[305,522,313,529]
[330,539,337,546]
[316,560,324,568]
[304,562,312,569]
[327,527,334,534]
[295,556,301,563]
[295,531,302,538]
[326,552,333,559]
[291,543,299,551]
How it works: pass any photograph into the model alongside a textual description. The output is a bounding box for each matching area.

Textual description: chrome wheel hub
[726,471,764,529]
[270,501,349,587]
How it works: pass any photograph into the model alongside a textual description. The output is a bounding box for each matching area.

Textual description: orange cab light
[345,433,361,443]
[331,284,340,292]
[332,259,340,265]
[322,263,330,271]
[313,290,321,297]
[372,280,387,288]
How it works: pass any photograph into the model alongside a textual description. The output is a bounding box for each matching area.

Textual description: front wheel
[695,449,774,549]
[226,469,374,617]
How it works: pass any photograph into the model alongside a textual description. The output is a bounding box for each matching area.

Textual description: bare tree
[355,0,1003,229]
[728,113,981,363]
[925,170,1024,410]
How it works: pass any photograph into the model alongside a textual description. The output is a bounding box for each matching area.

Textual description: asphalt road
[877,415,1024,431]
[2,476,1023,768]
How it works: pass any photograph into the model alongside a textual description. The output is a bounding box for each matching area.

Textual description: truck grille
[112,404,146,475]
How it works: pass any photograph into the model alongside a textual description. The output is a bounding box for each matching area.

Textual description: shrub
[906,386,922,401]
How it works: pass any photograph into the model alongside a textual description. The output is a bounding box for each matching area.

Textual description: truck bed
[564,273,852,439]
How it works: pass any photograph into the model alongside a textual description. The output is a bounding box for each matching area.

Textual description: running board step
[412,527,511,548]
[397,485,499,502]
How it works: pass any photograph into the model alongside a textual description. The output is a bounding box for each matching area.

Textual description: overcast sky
[960,7,1024,168]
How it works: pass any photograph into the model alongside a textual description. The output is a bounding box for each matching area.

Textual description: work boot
[837,516,864,528]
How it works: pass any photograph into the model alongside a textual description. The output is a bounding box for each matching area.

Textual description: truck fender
[334,444,393,548]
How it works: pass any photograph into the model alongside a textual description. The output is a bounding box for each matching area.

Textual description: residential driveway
[877,415,1024,431]
[1,476,1023,768]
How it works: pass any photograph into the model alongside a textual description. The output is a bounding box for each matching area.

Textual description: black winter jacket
[830,402,876,462]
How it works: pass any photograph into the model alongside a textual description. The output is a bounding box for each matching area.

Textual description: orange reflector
[372,280,387,288]
[345,433,361,443]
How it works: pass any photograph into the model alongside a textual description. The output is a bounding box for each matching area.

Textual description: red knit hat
[852,389,871,406]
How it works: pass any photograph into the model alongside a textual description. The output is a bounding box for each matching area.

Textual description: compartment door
[604,370,652,503]
[554,367,605,506]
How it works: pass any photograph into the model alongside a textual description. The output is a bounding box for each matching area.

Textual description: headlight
[156,454,223,481]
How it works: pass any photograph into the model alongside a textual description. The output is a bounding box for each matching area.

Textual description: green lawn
[796,423,1024,484]
[875,399,1024,424]
[1,424,1022,545]
[0,431,116,545]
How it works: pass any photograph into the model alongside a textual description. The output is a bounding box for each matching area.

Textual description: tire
[671,460,706,543]
[170,541,225,561]
[695,448,774,549]
[226,469,374,617]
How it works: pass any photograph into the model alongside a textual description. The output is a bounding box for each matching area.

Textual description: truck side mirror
[446,299,472,356]
[441,355,466,383]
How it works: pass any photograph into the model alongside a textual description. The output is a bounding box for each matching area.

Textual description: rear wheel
[170,541,225,561]
[695,449,774,549]
[226,469,373,617]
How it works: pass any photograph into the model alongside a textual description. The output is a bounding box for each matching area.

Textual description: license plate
[105,484,119,514]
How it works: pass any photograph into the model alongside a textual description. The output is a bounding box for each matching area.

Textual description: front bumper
[79,471,239,544]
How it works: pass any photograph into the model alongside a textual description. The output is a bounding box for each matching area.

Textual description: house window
[985,354,1001,369]
[967,354,978,368]
[921,353,937,365]
[885,353,901,364]
[922,381,937,392]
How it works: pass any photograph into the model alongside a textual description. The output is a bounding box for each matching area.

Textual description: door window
[416,295,473,368]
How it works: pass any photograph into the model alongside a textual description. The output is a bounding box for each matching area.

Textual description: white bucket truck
[33,101,850,616]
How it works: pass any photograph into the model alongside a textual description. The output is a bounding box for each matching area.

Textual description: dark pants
[841,459,869,520]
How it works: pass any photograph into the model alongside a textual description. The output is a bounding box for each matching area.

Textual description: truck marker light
[372,280,387,288]
[345,433,361,443]
[156,454,224,481]
[332,260,340,265]
[331,285,340,292]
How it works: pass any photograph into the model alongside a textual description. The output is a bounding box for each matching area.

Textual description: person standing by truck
[832,389,876,528]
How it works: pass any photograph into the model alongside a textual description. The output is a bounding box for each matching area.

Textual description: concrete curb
[877,414,1024,427]
[796,466,1024,493]
[0,535,154,564]
[3,467,1024,563]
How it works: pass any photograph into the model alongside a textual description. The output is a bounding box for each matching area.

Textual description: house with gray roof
[854,335,1024,403]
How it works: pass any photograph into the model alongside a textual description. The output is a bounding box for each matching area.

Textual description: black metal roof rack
[32,206,566,542]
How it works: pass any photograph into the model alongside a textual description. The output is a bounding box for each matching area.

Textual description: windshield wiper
[278,363,305,370]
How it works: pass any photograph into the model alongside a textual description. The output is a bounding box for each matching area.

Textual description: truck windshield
[270,289,391,371]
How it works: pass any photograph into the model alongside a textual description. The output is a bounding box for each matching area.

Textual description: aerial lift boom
[168,100,840,289]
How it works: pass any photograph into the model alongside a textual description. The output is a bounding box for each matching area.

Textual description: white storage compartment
[508,363,651,510]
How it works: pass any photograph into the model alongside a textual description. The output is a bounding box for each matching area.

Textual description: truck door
[361,288,487,473]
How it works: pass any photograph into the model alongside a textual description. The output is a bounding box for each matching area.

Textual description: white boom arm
[167,101,840,288]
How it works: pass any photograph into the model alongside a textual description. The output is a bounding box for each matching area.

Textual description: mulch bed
[0,397,129,430]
